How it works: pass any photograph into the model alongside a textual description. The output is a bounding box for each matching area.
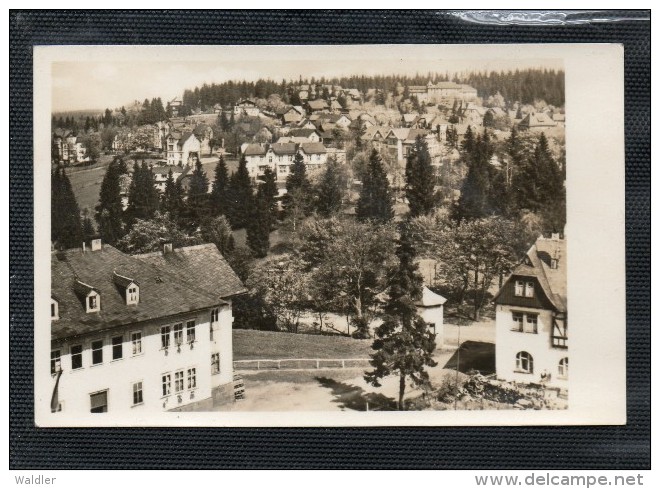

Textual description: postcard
[33,43,625,426]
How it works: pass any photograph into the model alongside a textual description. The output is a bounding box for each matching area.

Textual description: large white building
[50,239,246,415]
[493,234,568,390]
[408,81,478,104]
[166,131,201,167]
[241,142,331,182]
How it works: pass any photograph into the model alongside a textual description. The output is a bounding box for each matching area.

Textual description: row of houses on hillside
[52,129,89,164]
[240,141,345,181]
[408,81,478,104]
[50,238,246,414]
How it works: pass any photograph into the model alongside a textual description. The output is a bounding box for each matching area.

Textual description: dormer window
[113,272,140,305]
[51,298,59,320]
[74,280,101,313]
[514,280,535,298]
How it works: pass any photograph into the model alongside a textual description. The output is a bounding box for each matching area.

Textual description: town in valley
[49,64,568,415]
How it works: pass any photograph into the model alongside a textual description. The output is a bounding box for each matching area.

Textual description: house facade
[493,234,568,389]
[241,141,330,182]
[166,132,201,167]
[233,99,261,117]
[407,81,479,104]
[50,240,246,415]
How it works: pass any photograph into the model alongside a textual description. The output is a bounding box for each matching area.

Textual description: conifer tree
[226,155,253,229]
[316,158,344,218]
[162,169,185,224]
[95,158,125,245]
[185,159,211,230]
[51,167,83,249]
[404,136,436,217]
[260,166,279,224]
[461,125,475,154]
[210,156,229,217]
[283,152,312,227]
[246,186,271,258]
[126,161,160,226]
[454,129,496,221]
[364,223,437,410]
[356,149,394,223]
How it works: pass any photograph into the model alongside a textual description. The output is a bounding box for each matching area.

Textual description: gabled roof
[179,132,196,146]
[300,142,326,155]
[289,128,320,139]
[135,243,247,301]
[52,244,239,341]
[307,99,329,110]
[519,112,557,128]
[271,143,298,155]
[112,271,138,288]
[243,143,267,156]
[415,286,448,307]
[386,128,410,141]
[493,236,567,313]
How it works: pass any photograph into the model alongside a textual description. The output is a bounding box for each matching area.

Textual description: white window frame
[174,370,185,393]
[515,351,534,374]
[211,353,220,375]
[187,368,197,390]
[51,349,61,375]
[89,389,108,413]
[173,323,184,347]
[558,357,568,380]
[525,281,535,298]
[514,280,524,297]
[161,373,171,397]
[127,285,139,305]
[87,292,100,312]
[70,344,83,370]
[132,381,144,406]
[111,335,123,360]
[51,299,59,320]
[161,326,171,350]
[524,314,538,334]
[91,339,104,365]
[511,312,524,332]
[131,331,142,355]
[186,320,196,344]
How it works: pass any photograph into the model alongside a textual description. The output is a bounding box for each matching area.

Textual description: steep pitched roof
[289,128,320,139]
[307,99,329,110]
[51,245,234,341]
[415,286,448,307]
[135,243,247,301]
[300,142,326,155]
[243,143,267,156]
[519,112,557,128]
[271,143,298,155]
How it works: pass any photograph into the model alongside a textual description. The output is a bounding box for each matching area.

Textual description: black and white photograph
[33,44,626,426]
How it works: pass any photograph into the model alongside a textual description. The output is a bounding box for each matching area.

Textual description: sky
[51,51,563,113]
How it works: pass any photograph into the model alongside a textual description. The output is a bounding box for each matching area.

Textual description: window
[88,294,98,311]
[514,280,524,296]
[524,314,538,334]
[511,312,524,332]
[525,281,535,298]
[161,326,171,349]
[50,350,61,375]
[187,368,197,390]
[162,374,171,396]
[91,340,103,365]
[211,353,220,375]
[174,371,185,393]
[173,324,183,347]
[71,344,83,370]
[211,308,219,323]
[131,332,142,355]
[51,299,59,319]
[515,351,534,374]
[90,390,108,413]
[558,357,568,380]
[127,286,139,304]
[132,382,143,405]
[112,335,123,360]
[186,321,196,344]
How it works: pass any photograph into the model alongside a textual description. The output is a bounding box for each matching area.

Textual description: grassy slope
[233,329,374,361]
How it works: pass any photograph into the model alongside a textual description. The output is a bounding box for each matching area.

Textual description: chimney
[90,238,102,252]
[551,233,560,241]
[163,242,173,254]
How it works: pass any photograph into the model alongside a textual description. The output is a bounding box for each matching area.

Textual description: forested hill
[181,68,564,110]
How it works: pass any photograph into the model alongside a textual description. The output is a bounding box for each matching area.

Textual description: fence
[233,358,371,371]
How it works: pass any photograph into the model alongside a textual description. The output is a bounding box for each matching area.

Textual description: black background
[9,10,650,469]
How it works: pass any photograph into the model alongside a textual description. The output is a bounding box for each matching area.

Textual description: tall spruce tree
[51,167,83,249]
[185,160,211,230]
[126,161,160,227]
[210,155,229,217]
[283,152,313,228]
[95,158,125,245]
[226,155,253,229]
[162,169,185,224]
[246,186,271,258]
[404,136,436,217]
[356,149,394,223]
[316,158,344,218]
[364,223,437,410]
[454,129,496,221]
[260,166,279,224]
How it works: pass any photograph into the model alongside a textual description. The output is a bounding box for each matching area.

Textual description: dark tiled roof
[179,132,195,145]
[307,99,328,110]
[300,142,326,155]
[51,245,232,341]
[271,143,297,155]
[112,271,137,288]
[290,128,319,139]
[243,143,267,156]
[135,243,247,300]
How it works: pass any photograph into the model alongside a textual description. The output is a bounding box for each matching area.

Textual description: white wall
[419,305,444,348]
[495,305,568,388]
[51,306,233,416]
